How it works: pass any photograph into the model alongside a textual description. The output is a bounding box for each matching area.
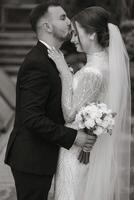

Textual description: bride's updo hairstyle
[72,6,110,48]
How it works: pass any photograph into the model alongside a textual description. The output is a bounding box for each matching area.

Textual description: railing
[0,4,36,31]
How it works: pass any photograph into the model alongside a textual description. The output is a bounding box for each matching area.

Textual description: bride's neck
[86,43,104,57]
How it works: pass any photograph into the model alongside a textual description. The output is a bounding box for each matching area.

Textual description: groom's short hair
[30,0,61,32]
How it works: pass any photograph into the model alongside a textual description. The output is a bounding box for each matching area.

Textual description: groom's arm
[19,60,77,149]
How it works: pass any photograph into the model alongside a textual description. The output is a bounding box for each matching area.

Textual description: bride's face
[71,21,91,53]
[71,23,83,52]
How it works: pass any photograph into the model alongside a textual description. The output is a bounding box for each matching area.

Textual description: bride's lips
[74,43,79,47]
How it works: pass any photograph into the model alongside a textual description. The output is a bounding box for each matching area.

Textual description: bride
[48,6,131,200]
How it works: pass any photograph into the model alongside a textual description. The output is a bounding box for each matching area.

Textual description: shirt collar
[39,40,52,50]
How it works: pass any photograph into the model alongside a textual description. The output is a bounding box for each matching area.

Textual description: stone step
[2,66,19,76]
[0,49,30,57]
[0,32,36,39]
[1,23,32,31]
[0,40,36,47]
[0,31,36,75]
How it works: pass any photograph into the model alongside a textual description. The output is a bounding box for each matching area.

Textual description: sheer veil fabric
[83,23,131,200]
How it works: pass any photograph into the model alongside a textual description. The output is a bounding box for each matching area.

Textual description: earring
[90,35,94,40]
[90,33,95,40]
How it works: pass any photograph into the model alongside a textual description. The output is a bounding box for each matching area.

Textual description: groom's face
[47,6,71,42]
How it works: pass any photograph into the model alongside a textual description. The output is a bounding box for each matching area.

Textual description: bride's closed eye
[71,30,79,43]
[71,30,77,37]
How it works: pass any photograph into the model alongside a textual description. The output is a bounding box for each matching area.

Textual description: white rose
[96,110,103,118]
[82,110,90,119]
[94,126,104,136]
[85,119,95,129]
[95,118,102,126]
[101,120,109,129]
[88,104,98,112]
[107,109,112,114]
[103,115,111,122]
[90,109,100,119]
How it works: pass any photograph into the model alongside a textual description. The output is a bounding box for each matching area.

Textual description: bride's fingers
[48,49,61,59]
[48,54,52,59]
[48,53,54,60]
[52,47,61,55]
[52,47,60,55]
[49,47,63,58]
[48,51,56,60]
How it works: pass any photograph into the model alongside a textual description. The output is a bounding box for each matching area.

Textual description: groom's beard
[53,26,72,43]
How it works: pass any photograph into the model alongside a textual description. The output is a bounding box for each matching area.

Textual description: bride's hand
[48,47,68,74]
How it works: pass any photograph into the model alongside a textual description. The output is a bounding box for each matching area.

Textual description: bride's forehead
[47,6,66,19]
[71,22,83,35]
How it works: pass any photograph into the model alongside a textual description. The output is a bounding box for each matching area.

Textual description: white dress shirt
[39,40,52,50]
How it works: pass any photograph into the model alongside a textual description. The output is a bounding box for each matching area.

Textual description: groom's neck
[38,34,62,49]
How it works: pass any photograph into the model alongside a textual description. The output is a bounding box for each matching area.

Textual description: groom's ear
[44,22,53,33]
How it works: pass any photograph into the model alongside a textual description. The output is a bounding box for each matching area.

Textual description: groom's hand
[74,130,87,147]
[83,134,97,152]
[74,130,97,149]
[75,130,96,149]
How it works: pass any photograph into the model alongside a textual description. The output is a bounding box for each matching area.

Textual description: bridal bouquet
[75,102,116,164]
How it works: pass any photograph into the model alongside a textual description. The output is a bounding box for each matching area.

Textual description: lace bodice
[60,50,108,123]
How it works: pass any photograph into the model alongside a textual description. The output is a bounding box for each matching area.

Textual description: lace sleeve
[60,67,103,123]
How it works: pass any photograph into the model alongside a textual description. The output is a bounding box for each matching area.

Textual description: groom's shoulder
[25,44,43,62]
[21,44,47,69]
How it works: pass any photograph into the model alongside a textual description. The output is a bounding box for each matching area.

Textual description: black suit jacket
[5,41,77,175]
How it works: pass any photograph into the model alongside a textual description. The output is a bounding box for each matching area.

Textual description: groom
[5,1,96,200]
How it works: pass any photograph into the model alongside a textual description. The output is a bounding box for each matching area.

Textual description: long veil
[83,23,131,200]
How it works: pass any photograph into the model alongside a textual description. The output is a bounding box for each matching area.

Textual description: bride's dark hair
[72,6,110,48]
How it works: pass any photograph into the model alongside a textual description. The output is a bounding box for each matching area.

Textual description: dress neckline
[86,49,107,63]
[74,49,108,77]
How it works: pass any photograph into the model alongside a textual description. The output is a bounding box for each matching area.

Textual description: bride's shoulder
[83,66,102,78]
[74,60,107,79]
[73,66,103,84]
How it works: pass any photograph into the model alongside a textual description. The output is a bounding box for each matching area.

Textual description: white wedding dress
[54,50,109,200]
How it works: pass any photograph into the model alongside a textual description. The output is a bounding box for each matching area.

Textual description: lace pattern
[61,67,103,123]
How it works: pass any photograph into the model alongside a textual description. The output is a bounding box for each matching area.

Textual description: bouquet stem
[78,128,96,164]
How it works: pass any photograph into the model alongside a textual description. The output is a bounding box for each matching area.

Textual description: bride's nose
[71,33,75,43]
[66,17,71,26]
